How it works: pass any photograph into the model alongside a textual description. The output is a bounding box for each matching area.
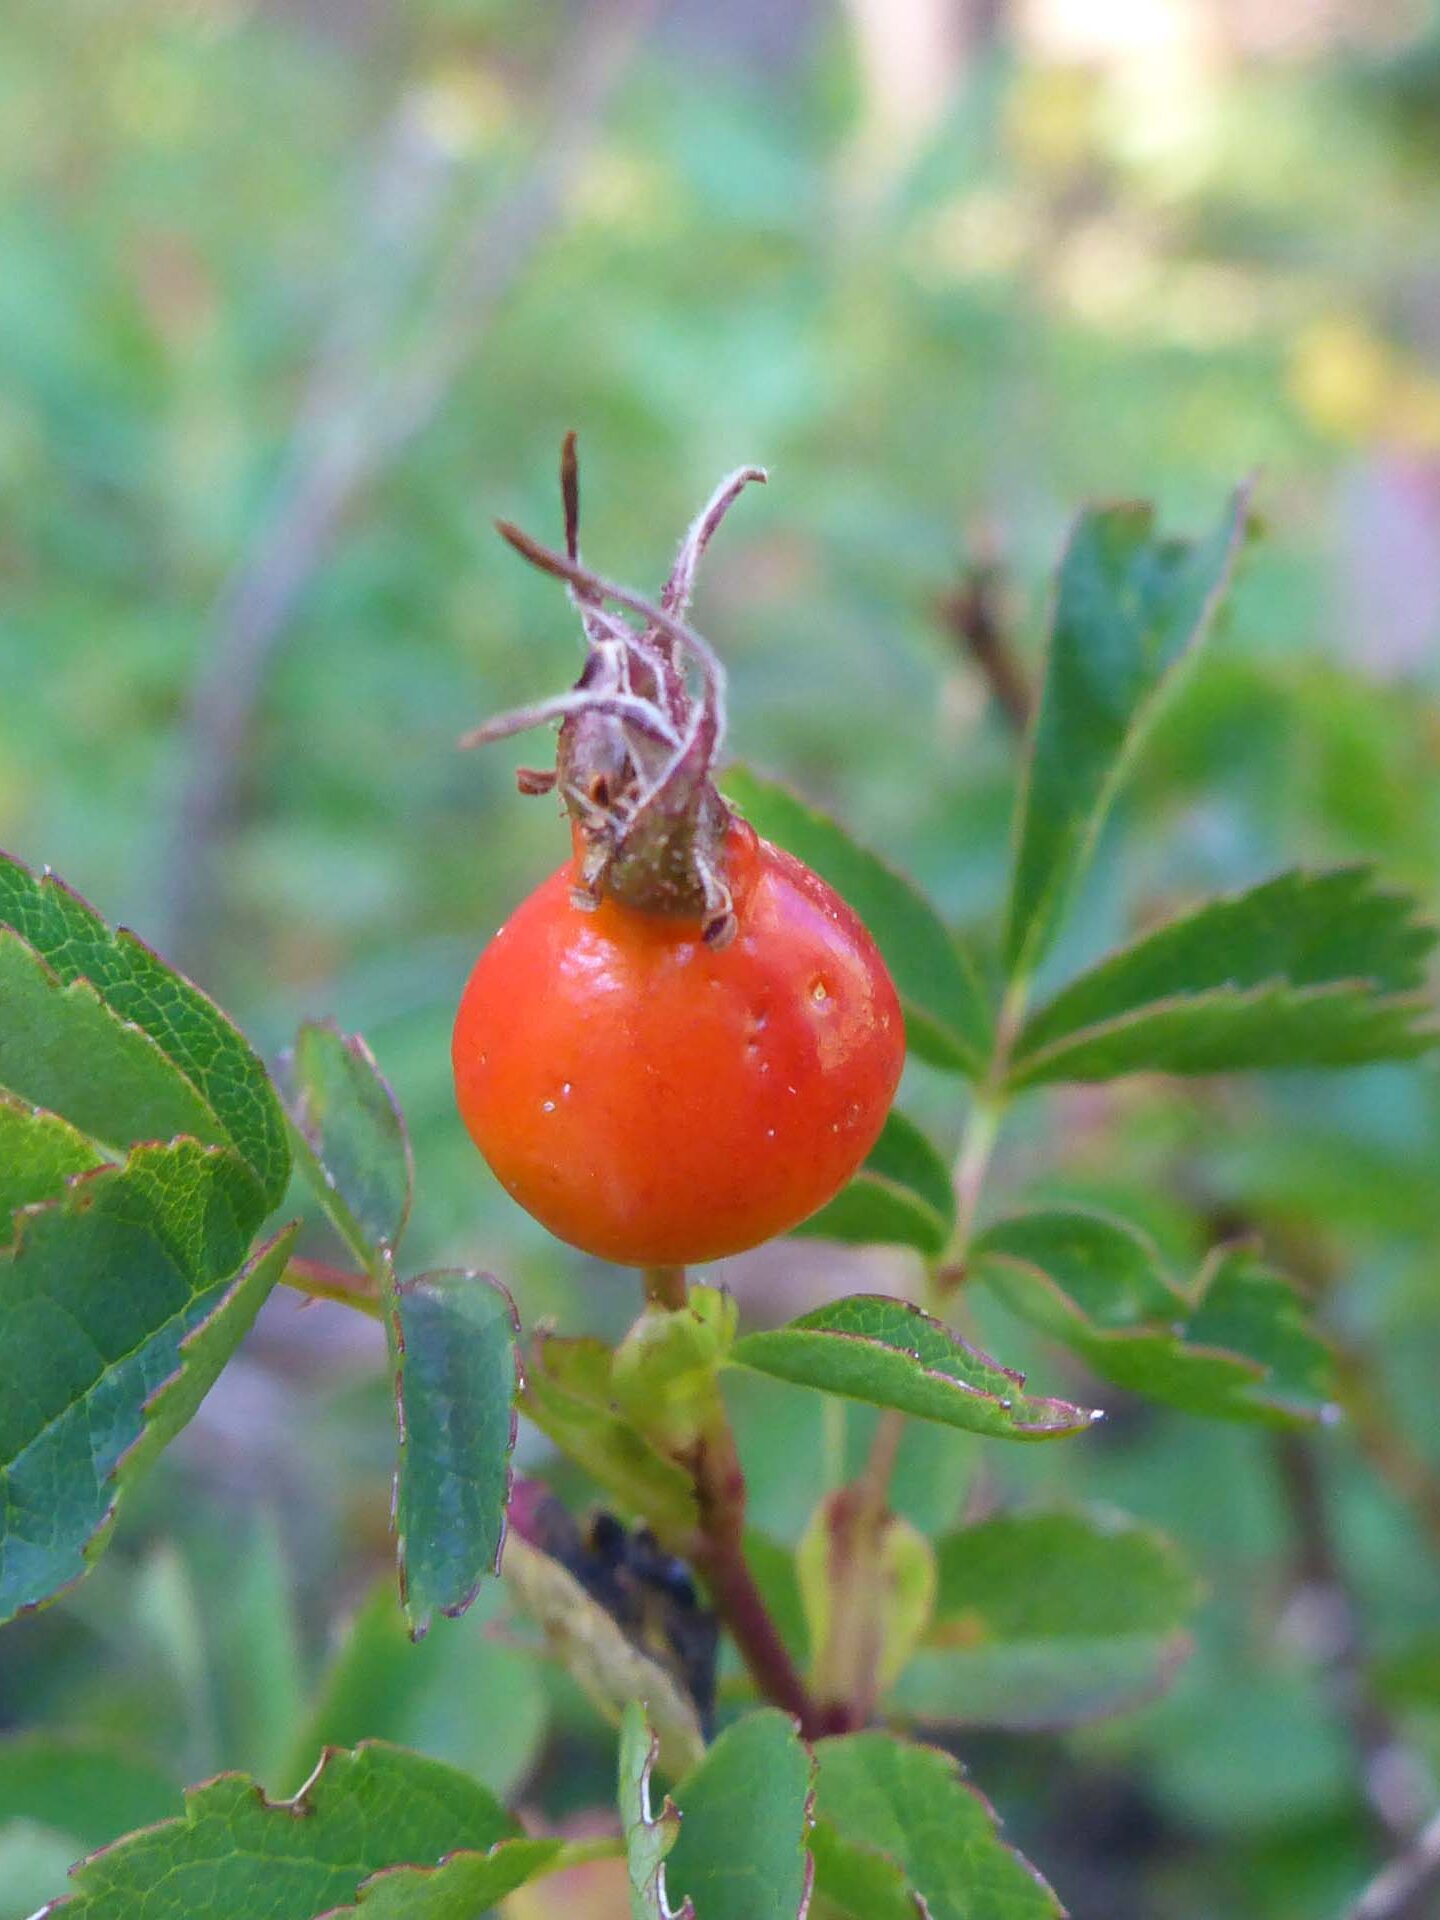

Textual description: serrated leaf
[810,1732,1061,1920]
[285,1019,413,1266]
[39,1743,518,1919]
[1008,979,1435,1085]
[620,1702,694,1920]
[731,1296,1101,1441]
[0,1737,179,1851]
[792,1109,956,1255]
[320,1838,563,1918]
[724,768,991,1075]
[1004,488,1250,980]
[1016,867,1433,1069]
[501,1532,706,1778]
[521,1332,698,1537]
[971,1210,1336,1424]
[890,1506,1199,1729]
[390,1271,519,1635]
[0,1142,295,1624]
[0,1095,104,1226]
[0,853,289,1208]
[0,932,243,1191]
[668,1710,815,1920]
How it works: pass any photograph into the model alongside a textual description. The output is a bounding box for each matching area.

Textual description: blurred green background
[4,1,1440,1915]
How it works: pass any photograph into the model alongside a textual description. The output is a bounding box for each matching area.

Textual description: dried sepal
[468,441,765,939]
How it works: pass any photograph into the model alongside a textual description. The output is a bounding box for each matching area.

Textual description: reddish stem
[688,1421,826,1739]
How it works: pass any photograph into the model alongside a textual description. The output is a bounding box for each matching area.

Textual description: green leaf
[207,1515,307,1786]
[810,1732,1061,1920]
[619,1702,693,1920]
[0,1737,179,1851]
[284,1019,413,1266]
[40,1743,519,1919]
[731,1296,1101,1441]
[501,1532,706,1779]
[0,933,242,1190]
[0,1141,295,1624]
[1004,488,1251,980]
[1016,867,1433,1071]
[668,1711,815,1920]
[890,1506,1199,1729]
[971,1209,1336,1425]
[281,1577,546,1802]
[1008,980,1435,1086]
[323,1839,564,1917]
[792,1109,956,1256]
[0,854,289,1209]
[521,1332,698,1537]
[0,1094,104,1226]
[391,1271,519,1635]
[724,768,991,1075]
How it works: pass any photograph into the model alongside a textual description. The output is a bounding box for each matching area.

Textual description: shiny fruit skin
[452,824,905,1266]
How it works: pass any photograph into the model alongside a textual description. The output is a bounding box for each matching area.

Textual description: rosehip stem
[688,1415,827,1740]
[642,1264,690,1312]
[642,1262,825,1735]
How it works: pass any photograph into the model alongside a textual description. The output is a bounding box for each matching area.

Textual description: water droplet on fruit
[810,976,830,1004]
[561,1082,572,1096]
[541,1099,556,1114]
[766,1128,776,1140]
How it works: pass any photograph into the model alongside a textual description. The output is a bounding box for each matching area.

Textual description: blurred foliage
[3,1,1440,1916]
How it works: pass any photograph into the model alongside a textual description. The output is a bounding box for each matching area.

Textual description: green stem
[541,1835,628,1875]
[280,1257,385,1320]
[936,974,1030,1292]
